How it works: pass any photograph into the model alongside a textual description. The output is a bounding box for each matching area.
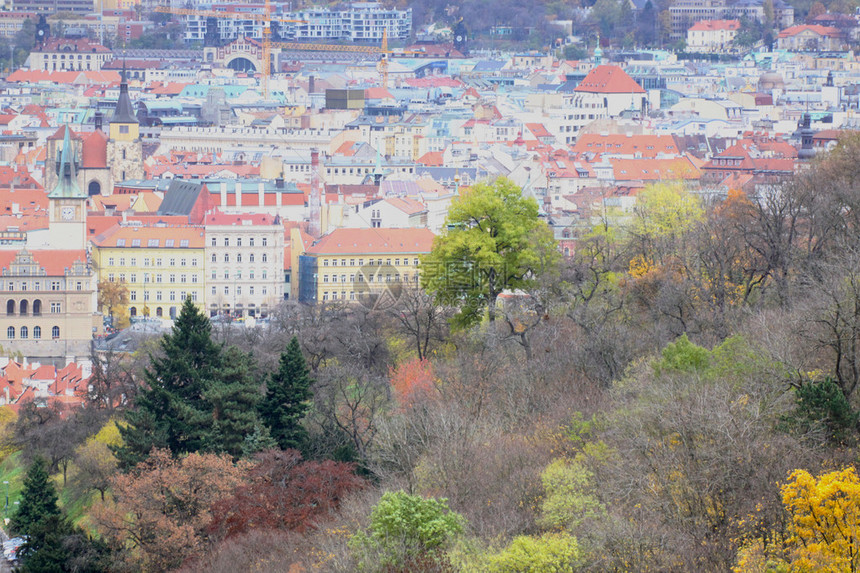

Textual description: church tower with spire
[47,125,88,250]
[106,64,143,184]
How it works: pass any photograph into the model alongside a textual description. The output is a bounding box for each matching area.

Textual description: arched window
[262,253,267,263]
[6,300,14,316]
[224,254,229,262]
[19,327,27,339]
[19,300,27,315]
[156,307,163,317]
[129,307,137,317]
[249,254,255,263]
[6,327,13,339]
[211,254,216,263]
[52,326,60,339]
[88,181,101,196]
[33,326,41,339]
[33,299,41,316]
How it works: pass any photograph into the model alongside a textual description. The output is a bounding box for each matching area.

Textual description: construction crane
[272,29,422,89]
[154,0,305,98]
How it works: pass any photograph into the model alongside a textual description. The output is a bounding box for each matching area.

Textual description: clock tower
[47,124,88,250]
[107,65,143,183]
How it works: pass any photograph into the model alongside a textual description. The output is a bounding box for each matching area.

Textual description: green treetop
[421,176,558,329]
[259,336,313,451]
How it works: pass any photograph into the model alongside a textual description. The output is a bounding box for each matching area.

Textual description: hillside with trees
[5,136,860,571]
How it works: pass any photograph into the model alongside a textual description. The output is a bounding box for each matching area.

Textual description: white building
[687,19,741,52]
[204,212,284,318]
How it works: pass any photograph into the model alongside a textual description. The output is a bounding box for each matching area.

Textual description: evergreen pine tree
[205,347,264,458]
[116,297,222,468]
[259,336,313,450]
[10,457,60,537]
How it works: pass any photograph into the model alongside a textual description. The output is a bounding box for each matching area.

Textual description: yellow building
[296,228,434,304]
[91,224,205,319]
[0,249,97,359]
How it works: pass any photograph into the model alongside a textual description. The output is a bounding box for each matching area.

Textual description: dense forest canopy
[6,135,860,571]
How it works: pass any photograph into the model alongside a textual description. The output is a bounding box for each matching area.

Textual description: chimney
[308,75,315,94]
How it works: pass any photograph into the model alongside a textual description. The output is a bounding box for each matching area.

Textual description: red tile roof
[573,133,679,158]
[307,228,435,255]
[688,19,741,31]
[778,24,841,38]
[0,250,87,276]
[574,65,645,94]
[81,129,108,169]
[204,213,278,225]
[92,224,205,248]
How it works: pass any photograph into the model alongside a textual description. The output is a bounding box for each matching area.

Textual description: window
[76,281,82,291]
[249,271,255,279]
[249,238,254,247]
[52,326,59,339]
[192,259,198,267]
[119,258,126,266]
[148,239,159,247]
[236,238,242,247]
[224,254,229,263]
[323,259,329,267]
[211,238,217,246]
[180,240,189,248]
[191,292,198,302]
[394,258,400,266]
[6,327,12,339]
[143,291,150,302]
[169,274,176,283]
[170,258,176,266]
[212,254,217,263]
[119,125,129,134]
[51,281,60,291]
[211,270,216,279]
[224,271,229,279]
[130,291,136,301]
[180,274,187,283]
[224,286,229,295]
[50,302,61,313]
[119,273,126,282]
[249,286,254,295]
[262,270,267,279]
[323,292,329,301]
[211,286,216,295]
[130,274,137,283]
[249,254,255,263]
[350,259,355,266]
[262,238,267,246]
[170,292,176,301]
[236,286,242,295]
[224,238,229,247]
[156,274,162,283]
[156,291,162,301]
[414,258,419,266]
[181,259,187,267]
[108,257,115,266]
[262,287,267,295]
[165,239,175,248]
[33,326,40,340]
[109,273,115,282]
[323,275,329,283]
[237,254,242,263]
[262,254,267,263]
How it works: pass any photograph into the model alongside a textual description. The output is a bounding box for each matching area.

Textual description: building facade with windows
[203,213,284,318]
[297,228,433,304]
[27,38,112,72]
[91,224,206,319]
[0,249,96,359]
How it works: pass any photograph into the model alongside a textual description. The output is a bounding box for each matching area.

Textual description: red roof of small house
[778,24,841,38]
[574,65,645,94]
[688,19,741,32]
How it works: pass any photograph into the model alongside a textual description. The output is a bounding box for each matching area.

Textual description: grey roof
[157,179,205,216]
[111,70,139,125]
[471,60,507,73]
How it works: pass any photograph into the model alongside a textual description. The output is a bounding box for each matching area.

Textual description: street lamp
[3,480,8,522]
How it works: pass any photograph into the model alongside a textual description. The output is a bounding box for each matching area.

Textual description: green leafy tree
[483,533,582,573]
[10,457,60,537]
[421,176,558,328]
[539,457,604,530]
[116,297,222,468]
[653,333,711,375]
[349,491,465,571]
[206,347,264,458]
[259,336,313,451]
